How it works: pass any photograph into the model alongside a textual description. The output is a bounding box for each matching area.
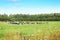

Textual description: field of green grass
[0,21,60,40]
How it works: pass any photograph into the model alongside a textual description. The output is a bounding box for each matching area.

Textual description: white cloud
[0,7,60,15]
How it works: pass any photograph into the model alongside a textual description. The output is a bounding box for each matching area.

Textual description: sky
[0,0,60,15]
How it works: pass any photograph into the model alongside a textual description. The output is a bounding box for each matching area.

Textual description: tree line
[0,13,60,21]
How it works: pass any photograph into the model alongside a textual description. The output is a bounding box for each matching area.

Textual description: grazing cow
[8,21,20,25]
[26,22,30,24]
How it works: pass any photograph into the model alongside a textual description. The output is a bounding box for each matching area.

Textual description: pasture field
[0,21,60,40]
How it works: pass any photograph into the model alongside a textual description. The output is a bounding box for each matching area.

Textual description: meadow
[0,21,60,40]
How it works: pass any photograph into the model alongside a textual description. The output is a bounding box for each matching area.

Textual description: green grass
[0,21,60,40]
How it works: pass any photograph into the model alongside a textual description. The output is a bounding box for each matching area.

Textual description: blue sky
[0,0,60,15]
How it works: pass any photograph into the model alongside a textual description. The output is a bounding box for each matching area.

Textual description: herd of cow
[8,21,48,25]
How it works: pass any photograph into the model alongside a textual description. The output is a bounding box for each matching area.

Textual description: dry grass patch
[49,30,60,40]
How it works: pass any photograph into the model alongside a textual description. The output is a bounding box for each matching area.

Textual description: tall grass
[0,21,60,40]
[2,30,60,40]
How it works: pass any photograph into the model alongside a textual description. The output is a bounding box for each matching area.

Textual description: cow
[8,21,20,25]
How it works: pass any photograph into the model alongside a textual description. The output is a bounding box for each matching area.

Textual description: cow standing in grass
[8,21,20,25]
